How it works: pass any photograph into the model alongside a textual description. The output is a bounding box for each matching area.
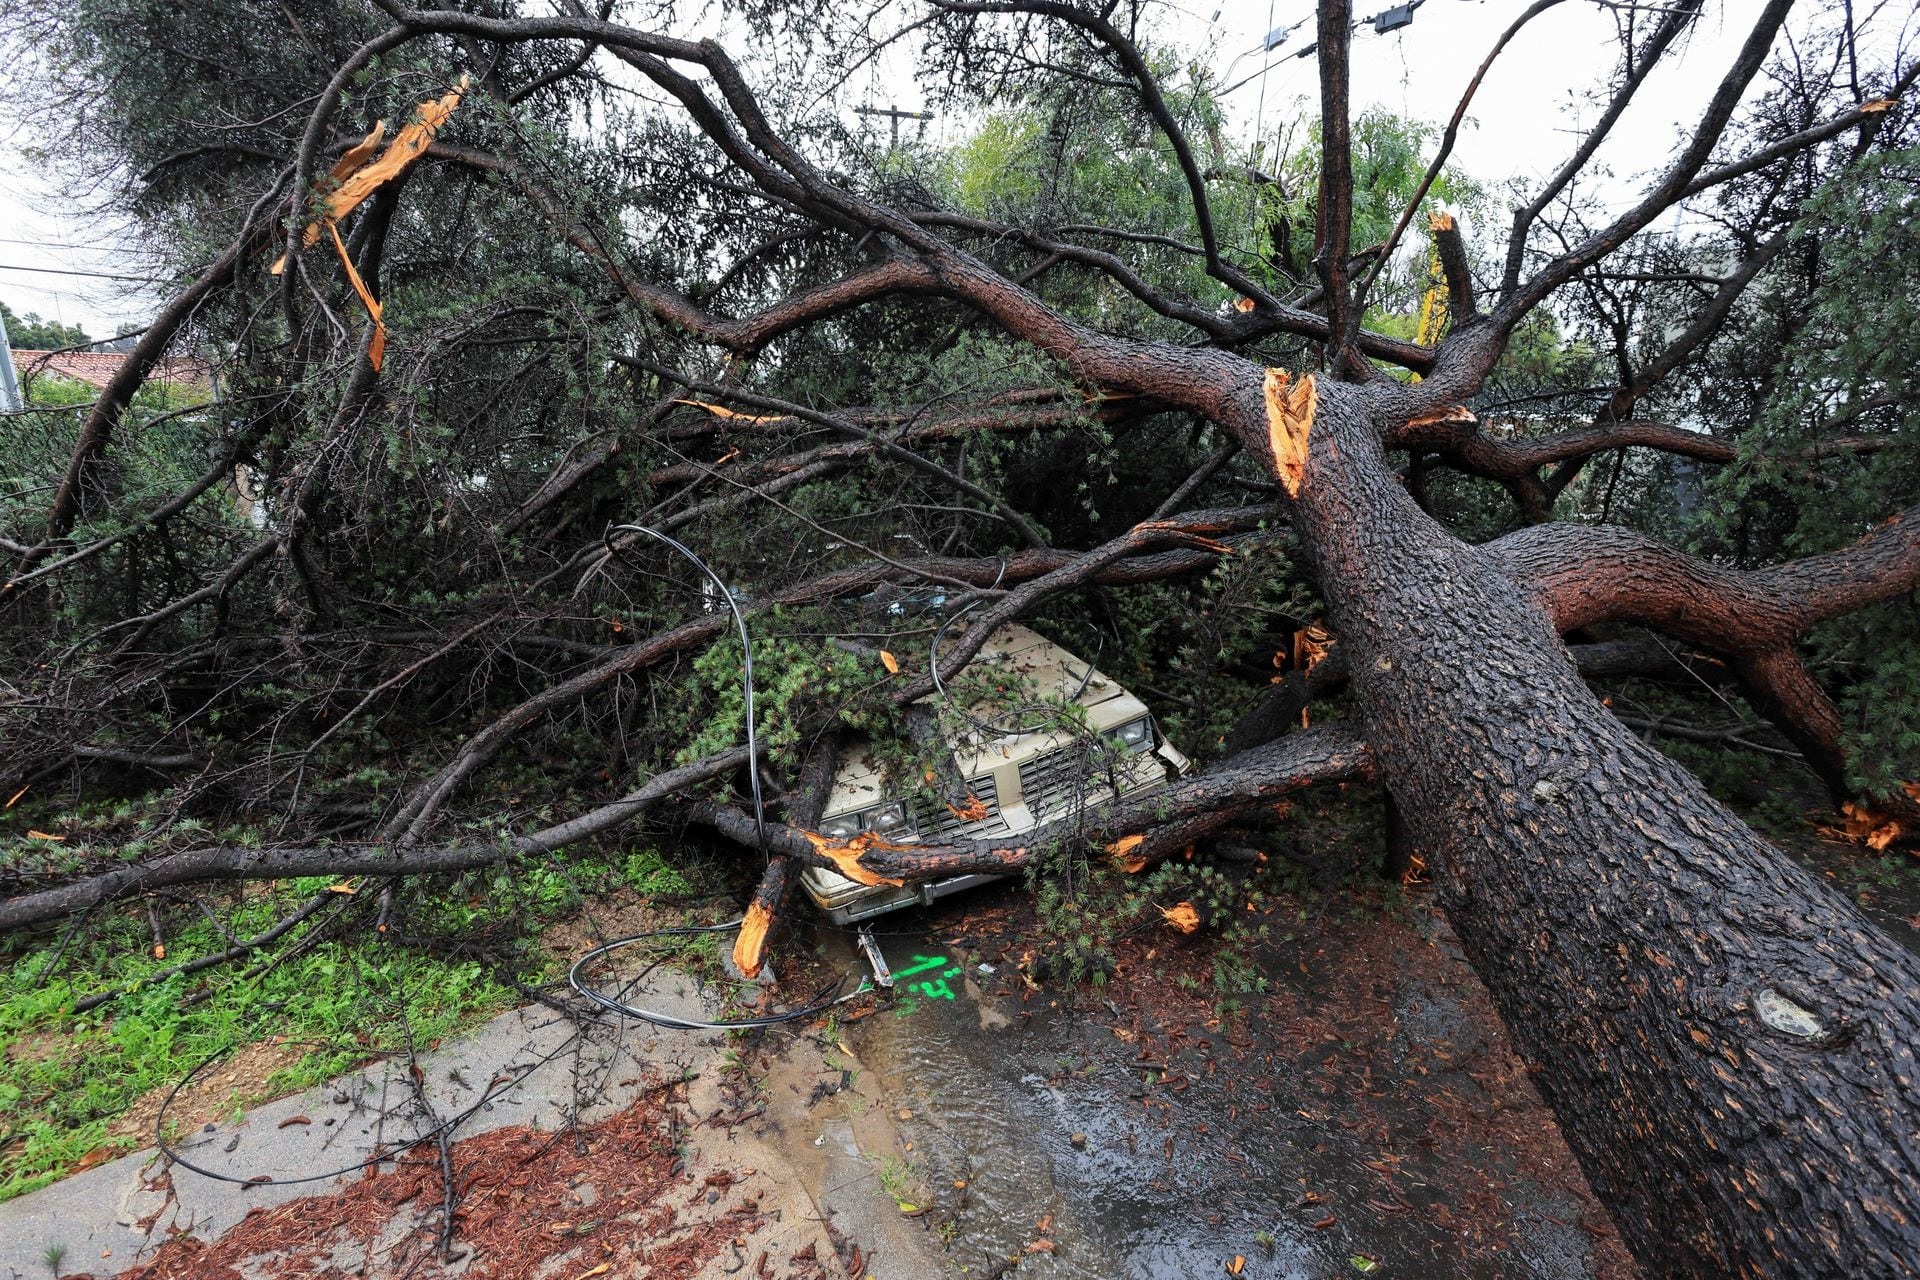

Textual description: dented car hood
[822,622,1146,817]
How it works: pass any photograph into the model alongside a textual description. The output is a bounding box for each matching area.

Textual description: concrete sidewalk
[0,969,949,1279]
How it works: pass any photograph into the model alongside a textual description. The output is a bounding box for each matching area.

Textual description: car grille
[1019,747,1153,824]
[908,773,1012,841]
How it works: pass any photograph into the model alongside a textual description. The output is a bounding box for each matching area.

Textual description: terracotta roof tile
[11,349,213,395]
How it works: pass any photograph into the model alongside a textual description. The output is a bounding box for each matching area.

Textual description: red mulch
[90,1082,822,1280]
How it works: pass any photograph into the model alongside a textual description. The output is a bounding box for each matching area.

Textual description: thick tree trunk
[1277,379,1920,1277]
[1379,791,1414,882]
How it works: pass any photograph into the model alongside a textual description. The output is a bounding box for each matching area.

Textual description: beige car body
[800,622,1192,923]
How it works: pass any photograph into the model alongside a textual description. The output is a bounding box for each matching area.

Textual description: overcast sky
[0,1,1891,339]
[1209,0,1756,197]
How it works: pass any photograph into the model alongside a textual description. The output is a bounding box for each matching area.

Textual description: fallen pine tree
[3,0,1920,1272]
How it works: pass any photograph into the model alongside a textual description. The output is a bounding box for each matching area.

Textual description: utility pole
[854,103,934,150]
[0,307,20,412]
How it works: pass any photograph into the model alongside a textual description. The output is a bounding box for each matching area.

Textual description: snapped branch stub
[1264,369,1317,498]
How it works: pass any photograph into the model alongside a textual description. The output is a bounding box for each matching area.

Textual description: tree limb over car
[2,0,1916,1271]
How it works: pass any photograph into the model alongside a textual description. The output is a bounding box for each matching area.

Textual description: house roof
[11,349,214,396]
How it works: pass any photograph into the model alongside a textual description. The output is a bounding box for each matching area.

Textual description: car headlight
[820,813,863,840]
[864,802,912,836]
[820,801,916,842]
[1104,716,1154,754]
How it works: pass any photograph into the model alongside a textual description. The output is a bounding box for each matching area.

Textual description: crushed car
[800,621,1191,924]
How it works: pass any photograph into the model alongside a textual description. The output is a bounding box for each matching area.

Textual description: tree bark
[1379,791,1414,883]
[1274,377,1920,1276]
[693,727,1372,881]
[14,9,1917,1275]
[1489,512,1920,820]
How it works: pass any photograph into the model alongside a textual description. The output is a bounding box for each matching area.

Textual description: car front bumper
[799,740,1191,926]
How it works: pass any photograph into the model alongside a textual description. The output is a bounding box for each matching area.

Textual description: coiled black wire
[566,919,871,1030]
[574,527,875,1027]
[595,523,767,860]
[156,529,868,1184]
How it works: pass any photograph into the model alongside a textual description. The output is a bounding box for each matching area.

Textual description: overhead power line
[1221,0,1427,96]
[0,237,120,250]
[0,263,167,284]
[0,236,131,252]
[1221,8,1311,87]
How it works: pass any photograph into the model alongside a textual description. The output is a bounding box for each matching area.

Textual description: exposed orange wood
[329,124,387,186]
[733,901,774,978]
[1407,404,1477,429]
[326,221,386,369]
[272,78,469,271]
[800,830,907,886]
[1105,832,1148,873]
[267,78,468,371]
[946,791,990,822]
[308,79,467,238]
[1291,623,1332,672]
[673,398,790,425]
[1159,901,1201,933]
[1263,369,1317,499]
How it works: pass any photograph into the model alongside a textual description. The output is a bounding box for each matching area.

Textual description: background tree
[1,300,90,349]
[2,1,1918,1272]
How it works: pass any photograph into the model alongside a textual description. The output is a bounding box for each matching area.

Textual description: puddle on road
[808,900,1623,1280]
[839,926,1380,1278]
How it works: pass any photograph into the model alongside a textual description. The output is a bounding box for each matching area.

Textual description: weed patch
[0,836,724,1201]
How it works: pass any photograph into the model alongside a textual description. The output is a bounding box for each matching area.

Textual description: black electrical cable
[574,526,1108,1007]
[594,523,767,861]
[160,926,874,1183]
[0,262,171,283]
[566,919,872,1030]
[157,527,870,1183]
[570,526,890,1023]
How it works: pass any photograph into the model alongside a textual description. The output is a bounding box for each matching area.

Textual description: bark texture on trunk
[1270,378,1920,1277]
[1489,509,1920,821]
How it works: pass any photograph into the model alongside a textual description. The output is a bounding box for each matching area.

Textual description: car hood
[822,622,1147,817]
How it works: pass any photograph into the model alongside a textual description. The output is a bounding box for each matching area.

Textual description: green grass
[0,831,727,1203]
[0,777,726,1201]
[875,1153,916,1202]
[0,888,514,1202]
[619,848,694,898]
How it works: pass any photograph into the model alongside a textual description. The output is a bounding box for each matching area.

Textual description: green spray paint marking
[891,955,966,1004]
[893,954,947,981]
